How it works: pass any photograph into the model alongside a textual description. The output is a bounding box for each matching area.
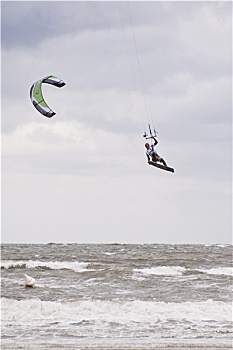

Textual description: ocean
[1,243,232,349]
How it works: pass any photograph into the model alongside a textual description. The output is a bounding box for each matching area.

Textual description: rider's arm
[152,137,158,146]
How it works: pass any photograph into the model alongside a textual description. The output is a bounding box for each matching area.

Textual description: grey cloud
[2,1,123,49]
[3,1,229,49]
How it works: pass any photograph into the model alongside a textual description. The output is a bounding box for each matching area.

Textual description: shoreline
[1,340,232,350]
[1,347,232,350]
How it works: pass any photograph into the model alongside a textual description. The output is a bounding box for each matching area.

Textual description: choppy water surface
[1,243,232,349]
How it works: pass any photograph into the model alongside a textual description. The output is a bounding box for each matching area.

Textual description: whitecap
[1,298,231,324]
[199,267,233,276]
[133,266,186,276]
[1,260,90,272]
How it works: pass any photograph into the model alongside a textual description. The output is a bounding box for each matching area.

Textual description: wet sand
[1,342,232,350]
[1,347,232,350]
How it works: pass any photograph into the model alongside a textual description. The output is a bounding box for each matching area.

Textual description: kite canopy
[30,75,66,118]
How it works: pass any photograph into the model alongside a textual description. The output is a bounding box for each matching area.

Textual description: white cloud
[2,121,94,154]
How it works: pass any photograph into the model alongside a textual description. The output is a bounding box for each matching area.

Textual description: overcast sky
[1,1,232,244]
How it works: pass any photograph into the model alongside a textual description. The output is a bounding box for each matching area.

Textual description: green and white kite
[30,75,66,118]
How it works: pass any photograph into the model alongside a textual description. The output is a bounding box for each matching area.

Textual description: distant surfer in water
[145,137,167,166]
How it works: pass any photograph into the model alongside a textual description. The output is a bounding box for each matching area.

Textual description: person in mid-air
[145,137,167,166]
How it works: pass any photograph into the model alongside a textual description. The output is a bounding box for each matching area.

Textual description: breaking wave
[2,298,231,324]
[133,266,233,277]
[1,260,89,272]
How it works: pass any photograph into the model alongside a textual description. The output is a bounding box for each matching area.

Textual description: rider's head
[145,143,150,149]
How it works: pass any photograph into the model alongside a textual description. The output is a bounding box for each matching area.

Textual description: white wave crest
[199,267,233,276]
[1,298,231,325]
[133,266,186,276]
[133,266,233,277]
[1,260,89,272]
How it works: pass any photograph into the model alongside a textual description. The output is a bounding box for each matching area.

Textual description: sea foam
[1,298,231,324]
[133,266,186,276]
[1,260,89,272]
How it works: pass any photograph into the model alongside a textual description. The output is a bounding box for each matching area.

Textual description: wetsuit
[146,138,167,166]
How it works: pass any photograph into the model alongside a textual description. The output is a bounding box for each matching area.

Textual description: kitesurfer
[145,137,167,166]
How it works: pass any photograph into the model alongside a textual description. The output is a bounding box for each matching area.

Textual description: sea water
[1,243,232,349]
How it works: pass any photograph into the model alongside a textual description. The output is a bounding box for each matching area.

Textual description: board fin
[148,161,175,173]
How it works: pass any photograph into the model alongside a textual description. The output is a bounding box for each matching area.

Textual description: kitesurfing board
[148,161,175,173]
